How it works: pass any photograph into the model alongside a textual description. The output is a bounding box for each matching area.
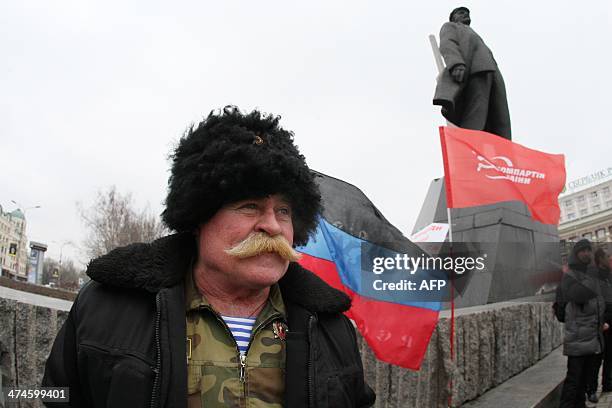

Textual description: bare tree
[79,186,167,259]
[42,257,81,291]
[42,258,59,285]
[57,259,79,291]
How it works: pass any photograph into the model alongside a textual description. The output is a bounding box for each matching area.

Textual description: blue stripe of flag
[298,219,441,312]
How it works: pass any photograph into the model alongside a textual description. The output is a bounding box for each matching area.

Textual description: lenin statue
[433,7,512,140]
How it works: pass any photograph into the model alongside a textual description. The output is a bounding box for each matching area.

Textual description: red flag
[439,126,566,225]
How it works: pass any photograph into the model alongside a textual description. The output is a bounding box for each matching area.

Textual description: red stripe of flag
[299,253,438,370]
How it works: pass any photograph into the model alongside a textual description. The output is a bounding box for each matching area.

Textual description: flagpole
[431,33,456,406]
[429,35,446,73]
[430,34,455,246]
[429,35,458,129]
[446,208,453,244]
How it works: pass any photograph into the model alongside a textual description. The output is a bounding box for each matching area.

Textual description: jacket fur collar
[86,233,350,314]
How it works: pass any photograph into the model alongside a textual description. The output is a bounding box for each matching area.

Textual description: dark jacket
[595,265,612,325]
[561,252,605,356]
[42,233,376,407]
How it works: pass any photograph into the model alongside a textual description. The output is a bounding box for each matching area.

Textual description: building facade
[0,205,29,281]
[558,175,612,244]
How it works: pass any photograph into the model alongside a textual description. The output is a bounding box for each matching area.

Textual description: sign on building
[562,167,612,195]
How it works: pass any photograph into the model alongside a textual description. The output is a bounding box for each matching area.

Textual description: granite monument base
[413,177,561,308]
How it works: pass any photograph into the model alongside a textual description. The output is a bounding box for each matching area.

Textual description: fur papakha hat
[162,106,321,246]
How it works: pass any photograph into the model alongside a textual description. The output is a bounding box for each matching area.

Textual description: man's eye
[277,207,291,216]
[239,203,259,210]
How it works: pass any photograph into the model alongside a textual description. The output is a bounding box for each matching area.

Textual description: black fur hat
[162,106,321,246]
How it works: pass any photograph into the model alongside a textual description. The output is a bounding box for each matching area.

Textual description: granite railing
[359,299,563,407]
[0,291,562,408]
[0,296,70,408]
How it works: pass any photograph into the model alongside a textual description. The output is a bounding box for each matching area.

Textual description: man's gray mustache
[225,232,301,262]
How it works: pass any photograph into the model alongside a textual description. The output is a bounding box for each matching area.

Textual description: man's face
[597,254,611,270]
[196,194,294,289]
[452,9,471,25]
[577,248,592,264]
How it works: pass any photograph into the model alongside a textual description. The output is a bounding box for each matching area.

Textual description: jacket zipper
[203,306,283,401]
[239,354,247,383]
[150,292,162,408]
[238,313,282,380]
[237,313,283,406]
[307,314,316,408]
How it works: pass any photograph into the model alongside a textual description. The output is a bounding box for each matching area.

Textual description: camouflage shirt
[185,272,287,408]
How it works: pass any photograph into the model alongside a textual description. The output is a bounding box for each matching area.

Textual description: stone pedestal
[414,178,562,308]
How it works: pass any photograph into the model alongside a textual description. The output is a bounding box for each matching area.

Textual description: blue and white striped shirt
[221,316,256,355]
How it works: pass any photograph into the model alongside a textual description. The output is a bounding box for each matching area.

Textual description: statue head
[449,7,471,25]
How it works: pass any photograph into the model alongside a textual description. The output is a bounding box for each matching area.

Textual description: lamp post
[53,240,75,282]
[10,200,41,280]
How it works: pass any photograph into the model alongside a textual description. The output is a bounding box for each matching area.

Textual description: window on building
[594,204,601,212]
[583,232,593,240]
[606,200,612,208]
[577,195,586,205]
[592,191,599,199]
[596,229,606,240]
[604,186,611,197]
[569,236,577,242]
[567,212,576,220]
[580,209,588,216]
[565,200,574,208]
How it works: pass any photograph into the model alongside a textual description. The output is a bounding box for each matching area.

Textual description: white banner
[410,223,449,243]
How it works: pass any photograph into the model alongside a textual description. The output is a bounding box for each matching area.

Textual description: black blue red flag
[296,172,442,370]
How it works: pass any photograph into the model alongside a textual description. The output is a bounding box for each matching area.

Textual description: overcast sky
[2,0,611,266]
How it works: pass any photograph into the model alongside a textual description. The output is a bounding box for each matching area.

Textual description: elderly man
[42,107,375,407]
[433,6,512,140]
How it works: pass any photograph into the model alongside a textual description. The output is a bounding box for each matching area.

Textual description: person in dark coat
[559,239,605,408]
[586,248,612,397]
[433,6,512,140]
[42,106,376,408]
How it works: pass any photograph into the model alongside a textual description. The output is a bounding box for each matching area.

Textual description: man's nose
[255,208,283,236]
